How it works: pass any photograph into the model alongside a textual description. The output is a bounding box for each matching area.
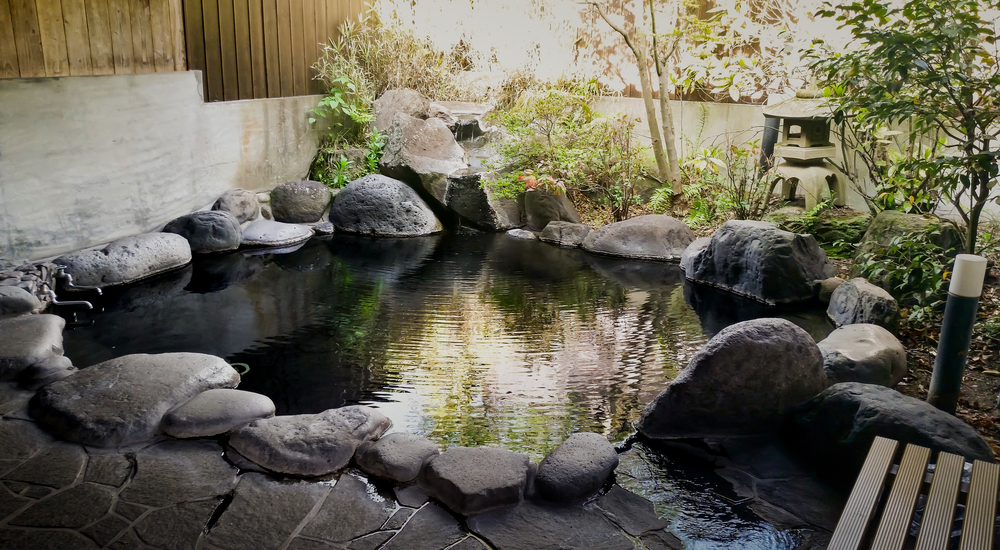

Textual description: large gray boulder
[535,432,619,502]
[30,353,240,446]
[162,211,243,254]
[380,112,468,207]
[430,100,493,140]
[582,215,694,261]
[241,219,313,248]
[680,220,835,305]
[0,285,41,317]
[446,170,523,230]
[637,318,827,439]
[55,233,192,288]
[269,180,332,223]
[374,89,431,133]
[162,389,276,439]
[540,221,591,248]
[419,446,533,516]
[524,190,581,231]
[0,314,65,381]
[213,188,261,224]
[356,432,440,483]
[828,277,900,333]
[818,324,906,386]
[227,406,391,477]
[329,174,443,237]
[786,383,995,478]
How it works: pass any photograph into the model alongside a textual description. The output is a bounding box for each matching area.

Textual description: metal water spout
[42,284,93,309]
[53,265,103,295]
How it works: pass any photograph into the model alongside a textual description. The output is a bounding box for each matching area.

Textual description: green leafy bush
[853,230,956,312]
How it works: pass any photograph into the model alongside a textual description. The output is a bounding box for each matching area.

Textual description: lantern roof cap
[762,96,834,119]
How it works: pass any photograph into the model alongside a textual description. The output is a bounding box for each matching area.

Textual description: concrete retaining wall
[0,71,323,261]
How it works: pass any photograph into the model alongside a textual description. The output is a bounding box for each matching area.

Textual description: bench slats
[914,451,964,550]
[871,443,930,550]
[959,460,1000,550]
[828,436,899,550]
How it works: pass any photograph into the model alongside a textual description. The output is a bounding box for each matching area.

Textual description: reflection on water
[62,233,708,458]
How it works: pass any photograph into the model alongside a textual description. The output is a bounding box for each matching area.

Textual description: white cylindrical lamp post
[927,254,988,414]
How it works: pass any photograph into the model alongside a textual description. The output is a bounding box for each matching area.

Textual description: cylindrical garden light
[927,254,988,414]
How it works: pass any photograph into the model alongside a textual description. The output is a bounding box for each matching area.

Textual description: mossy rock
[767,207,872,246]
[853,210,963,261]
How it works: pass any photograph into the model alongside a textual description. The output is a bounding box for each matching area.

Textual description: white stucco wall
[0,71,323,261]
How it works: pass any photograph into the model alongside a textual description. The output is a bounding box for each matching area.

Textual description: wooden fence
[0,0,186,78]
[183,0,367,102]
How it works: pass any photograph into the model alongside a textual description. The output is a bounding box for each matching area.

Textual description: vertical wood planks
[107,0,134,73]
[301,0,316,94]
[183,0,206,92]
[35,0,69,76]
[289,0,303,96]
[85,0,114,75]
[0,0,21,78]
[149,0,173,71]
[9,0,45,77]
[201,0,223,101]
[129,0,153,73]
[217,0,238,100]
[275,0,291,97]
[247,0,264,98]
[168,0,183,70]
[61,0,93,75]
[233,0,251,99]
[260,0,277,97]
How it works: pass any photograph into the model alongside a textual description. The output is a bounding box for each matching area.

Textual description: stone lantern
[762,90,846,209]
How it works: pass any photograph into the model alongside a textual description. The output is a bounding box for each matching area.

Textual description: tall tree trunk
[634,32,670,185]
[657,64,682,193]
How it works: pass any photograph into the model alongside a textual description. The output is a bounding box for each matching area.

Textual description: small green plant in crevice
[310,127,386,189]
[310,75,374,145]
[853,229,956,319]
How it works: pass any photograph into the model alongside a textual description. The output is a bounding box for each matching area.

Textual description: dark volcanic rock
[30,353,239,446]
[355,432,440,483]
[638,318,827,439]
[228,406,391,477]
[213,188,261,223]
[162,388,276,438]
[540,221,591,248]
[55,233,192,288]
[467,501,634,550]
[241,220,313,248]
[582,215,694,261]
[329,174,443,237]
[379,112,467,209]
[163,211,243,254]
[270,180,332,223]
[827,277,900,333]
[818,324,906,386]
[0,314,65,381]
[535,432,618,502]
[680,220,835,305]
[524,190,581,232]
[786,382,995,479]
[419,446,533,516]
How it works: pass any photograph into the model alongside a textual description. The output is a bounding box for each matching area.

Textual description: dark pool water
[59,231,833,548]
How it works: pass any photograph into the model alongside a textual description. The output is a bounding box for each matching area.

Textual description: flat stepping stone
[119,440,237,507]
[19,355,76,391]
[134,499,219,550]
[356,432,440,482]
[819,324,906,386]
[595,485,671,537]
[228,406,391,477]
[467,500,634,550]
[0,286,41,317]
[270,180,332,223]
[241,219,313,248]
[419,446,532,516]
[329,174,443,237]
[381,503,467,550]
[8,482,114,528]
[30,353,240,447]
[163,211,243,254]
[205,472,331,550]
[535,432,619,502]
[0,314,65,381]
[299,473,394,543]
[582,215,694,261]
[162,388,275,438]
[55,233,192,288]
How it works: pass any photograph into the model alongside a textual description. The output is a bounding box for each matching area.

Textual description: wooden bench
[828,436,1000,550]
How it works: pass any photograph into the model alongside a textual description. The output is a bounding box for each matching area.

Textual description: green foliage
[853,230,956,312]
[310,128,386,189]
[648,187,674,215]
[811,0,1000,254]
[486,82,648,222]
[310,75,374,144]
